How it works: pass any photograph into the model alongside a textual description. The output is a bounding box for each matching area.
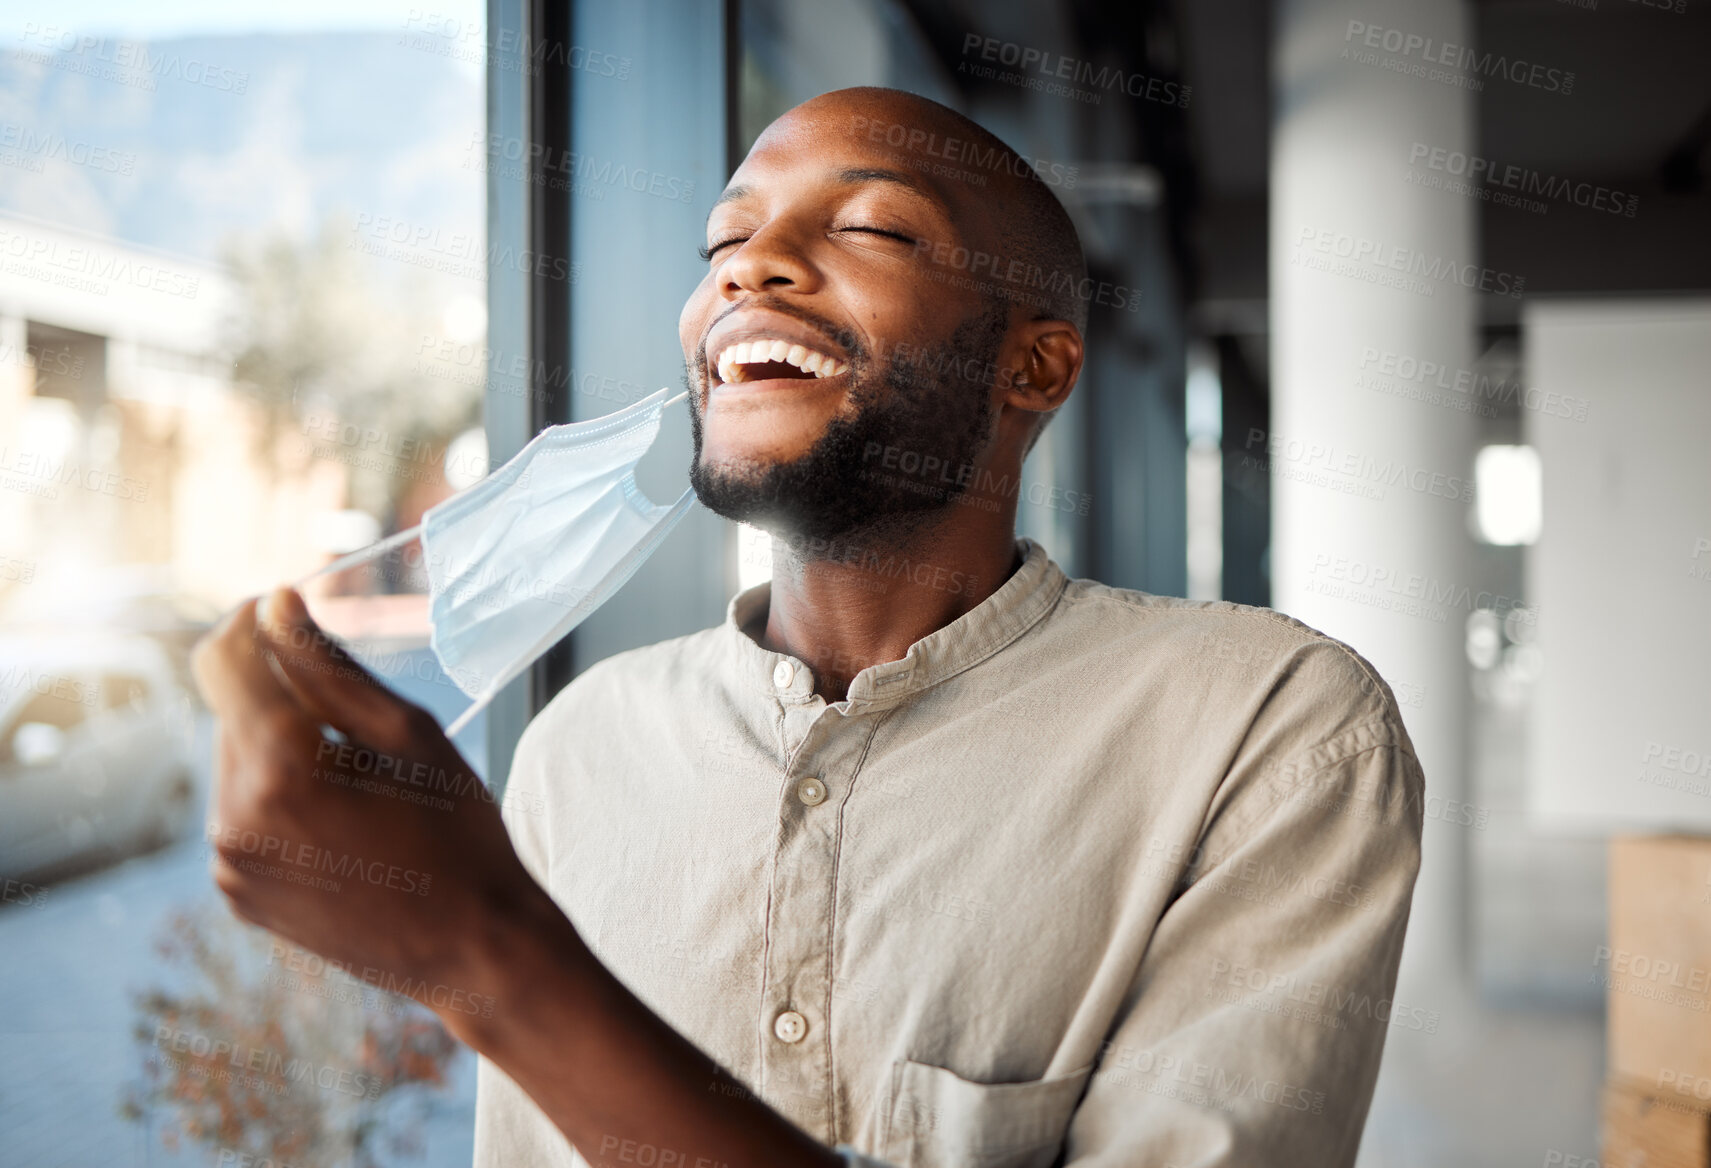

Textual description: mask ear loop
[292,522,424,589]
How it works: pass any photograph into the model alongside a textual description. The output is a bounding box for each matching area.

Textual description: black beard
[687,302,1007,554]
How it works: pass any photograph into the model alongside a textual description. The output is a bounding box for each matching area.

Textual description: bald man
[194,87,1423,1168]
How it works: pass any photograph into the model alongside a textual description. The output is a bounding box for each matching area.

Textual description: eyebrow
[707,166,950,223]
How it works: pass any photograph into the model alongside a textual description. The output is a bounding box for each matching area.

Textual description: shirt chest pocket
[881,1059,1095,1168]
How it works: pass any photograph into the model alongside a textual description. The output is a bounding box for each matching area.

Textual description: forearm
[447,879,843,1168]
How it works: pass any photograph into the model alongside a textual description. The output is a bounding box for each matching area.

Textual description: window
[0,4,487,1163]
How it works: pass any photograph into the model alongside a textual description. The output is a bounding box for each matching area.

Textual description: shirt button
[796,777,827,806]
[773,1010,807,1044]
[773,660,795,689]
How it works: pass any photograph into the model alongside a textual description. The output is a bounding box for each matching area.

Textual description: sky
[0,0,484,47]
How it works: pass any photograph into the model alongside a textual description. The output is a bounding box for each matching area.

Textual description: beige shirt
[474,538,1424,1168]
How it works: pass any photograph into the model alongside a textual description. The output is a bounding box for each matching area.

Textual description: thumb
[258,586,431,752]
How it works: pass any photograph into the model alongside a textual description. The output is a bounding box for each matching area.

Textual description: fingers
[190,598,311,751]
[257,586,433,754]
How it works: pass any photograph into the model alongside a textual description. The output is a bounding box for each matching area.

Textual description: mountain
[0,30,484,264]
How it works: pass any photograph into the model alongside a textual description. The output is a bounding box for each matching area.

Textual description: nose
[718,220,821,301]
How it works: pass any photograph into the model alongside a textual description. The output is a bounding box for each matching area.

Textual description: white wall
[1525,299,1711,833]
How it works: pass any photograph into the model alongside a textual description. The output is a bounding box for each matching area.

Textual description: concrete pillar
[1273,0,1476,981]
[1271,0,1504,1159]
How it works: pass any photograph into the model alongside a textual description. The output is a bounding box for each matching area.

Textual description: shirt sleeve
[1063,718,1424,1167]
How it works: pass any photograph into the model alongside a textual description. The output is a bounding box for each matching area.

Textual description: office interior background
[0,0,1707,1164]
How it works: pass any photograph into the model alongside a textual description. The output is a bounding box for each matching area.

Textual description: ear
[999,318,1083,419]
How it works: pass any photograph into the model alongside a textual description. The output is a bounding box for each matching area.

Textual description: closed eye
[698,238,747,262]
[697,225,916,263]
[838,226,915,245]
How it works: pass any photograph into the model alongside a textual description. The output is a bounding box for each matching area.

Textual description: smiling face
[679,87,1085,548]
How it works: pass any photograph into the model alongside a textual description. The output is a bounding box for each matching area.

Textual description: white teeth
[711,337,847,382]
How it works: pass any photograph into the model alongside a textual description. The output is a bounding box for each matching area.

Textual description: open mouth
[713,338,848,385]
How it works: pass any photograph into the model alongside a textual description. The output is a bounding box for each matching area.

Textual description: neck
[756,502,1021,702]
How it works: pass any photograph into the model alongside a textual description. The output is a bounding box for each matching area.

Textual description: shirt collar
[721,537,1067,712]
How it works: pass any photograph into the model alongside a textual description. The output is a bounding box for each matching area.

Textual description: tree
[122,902,463,1167]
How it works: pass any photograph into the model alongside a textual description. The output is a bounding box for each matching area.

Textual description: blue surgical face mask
[303,388,694,735]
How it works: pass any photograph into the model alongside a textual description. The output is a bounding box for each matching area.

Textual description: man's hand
[192,586,844,1166]
[190,586,535,1039]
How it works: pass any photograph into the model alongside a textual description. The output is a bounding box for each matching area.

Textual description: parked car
[0,634,199,882]
[0,566,219,697]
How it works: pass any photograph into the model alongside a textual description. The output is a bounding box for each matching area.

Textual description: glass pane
[0,4,486,1163]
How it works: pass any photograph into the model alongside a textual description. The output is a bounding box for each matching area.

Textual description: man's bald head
[791,87,1089,335]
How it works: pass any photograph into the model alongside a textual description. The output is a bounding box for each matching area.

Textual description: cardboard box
[1603,1077,1711,1168]
[1607,836,1711,1089]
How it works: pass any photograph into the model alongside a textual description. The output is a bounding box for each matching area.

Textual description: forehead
[715,102,978,224]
